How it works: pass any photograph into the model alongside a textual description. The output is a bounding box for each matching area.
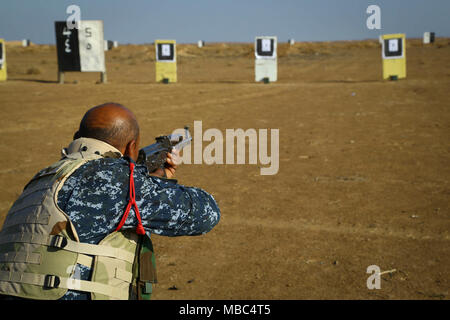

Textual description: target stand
[0,39,7,81]
[381,34,406,80]
[255,36,277,83]
[423,32,435,44]
[155,40,177,83]
[55,20,107,84]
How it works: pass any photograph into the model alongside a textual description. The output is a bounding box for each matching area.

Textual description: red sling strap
[115,162,146,235]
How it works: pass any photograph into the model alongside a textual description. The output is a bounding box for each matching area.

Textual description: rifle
[137,126,191,173]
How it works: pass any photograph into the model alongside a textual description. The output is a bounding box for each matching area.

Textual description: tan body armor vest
[0,138,156,300]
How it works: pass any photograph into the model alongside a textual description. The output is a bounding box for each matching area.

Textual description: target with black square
[156,43,175,62]
[383,38,403,59]
[256,38,275,58]
[254,36,277,82]
[381,34,406,80]
[0,38,7,81]
[155,40,177,83]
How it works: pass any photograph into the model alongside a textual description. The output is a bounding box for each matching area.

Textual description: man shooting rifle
[0,102,220,300]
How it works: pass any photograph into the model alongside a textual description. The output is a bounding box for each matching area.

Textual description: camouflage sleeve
[58,159,220,240]
[133,170,221,237]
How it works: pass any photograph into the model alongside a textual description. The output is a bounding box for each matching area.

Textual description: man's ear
[124,139,138,161]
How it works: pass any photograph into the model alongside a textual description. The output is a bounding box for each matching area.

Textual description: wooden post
[101,71,107,84]
[58,71,64,84]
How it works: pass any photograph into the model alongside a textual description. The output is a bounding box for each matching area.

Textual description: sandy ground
[0,39,449,299]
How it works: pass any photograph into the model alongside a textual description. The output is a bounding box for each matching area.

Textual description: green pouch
[136,235,157,300]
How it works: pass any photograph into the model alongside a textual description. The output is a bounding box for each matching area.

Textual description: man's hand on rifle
[149,149,181,179]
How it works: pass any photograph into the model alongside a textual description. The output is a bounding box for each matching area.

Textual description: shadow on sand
[8,78,59,84]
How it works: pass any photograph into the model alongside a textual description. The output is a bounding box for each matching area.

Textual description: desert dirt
[0,39,449,299]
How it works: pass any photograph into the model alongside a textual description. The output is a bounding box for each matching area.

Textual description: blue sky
[1,0,449,44]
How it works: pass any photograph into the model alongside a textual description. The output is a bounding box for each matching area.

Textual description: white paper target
[388,39,398,52]
[262,39,271,52]
[78,20,105,72]
[161,44,171,57]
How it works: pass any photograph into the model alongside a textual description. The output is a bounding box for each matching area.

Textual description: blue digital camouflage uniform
[55,156,220,300]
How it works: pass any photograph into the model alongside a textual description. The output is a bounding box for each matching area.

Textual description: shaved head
[75,102,140,153]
